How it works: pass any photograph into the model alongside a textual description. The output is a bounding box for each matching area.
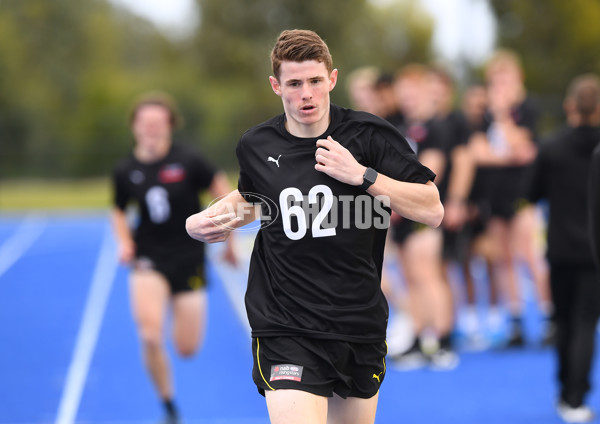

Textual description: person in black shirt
[469,50,552,347]
[111,92,234,424]
[385,64,456,369]
[457,84,507,345]
[186,30,443,424]
[528,74,600,423]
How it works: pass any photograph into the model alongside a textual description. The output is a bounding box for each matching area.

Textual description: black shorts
[487,167,528,220]
[133,253,206,295]
[442,226,472,263]
[390,219,414,245]
[252,336,387,399]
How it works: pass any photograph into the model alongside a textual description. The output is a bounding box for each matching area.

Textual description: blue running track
[0,212,599,423]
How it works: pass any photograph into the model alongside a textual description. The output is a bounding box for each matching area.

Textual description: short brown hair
[394,63,430,84]
[129,91,182,129]
[271,29,333,80]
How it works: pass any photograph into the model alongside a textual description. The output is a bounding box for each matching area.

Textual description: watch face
[365,167,377,184]
[361,167,377,190]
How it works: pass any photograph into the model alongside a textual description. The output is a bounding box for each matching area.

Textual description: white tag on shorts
[270,364,303,382]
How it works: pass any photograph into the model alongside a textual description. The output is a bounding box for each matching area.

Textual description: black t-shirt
[236,104,435,343]
[112,142,216,260]
[435,110,471,201]
[471,95,539,213]
[527,125,600,265]
[589,143,600,269]
[397,118,445,159]
[390,117,445,236]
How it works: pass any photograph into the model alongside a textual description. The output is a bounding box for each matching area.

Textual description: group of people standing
[109,29,600,424]
[346,51,554,367]
[344,47,600,422]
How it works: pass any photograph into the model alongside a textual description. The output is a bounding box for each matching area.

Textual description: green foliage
[489,0,600,132]
[0,0,184,178]
[191,0,433,112]
[0,0,433,178]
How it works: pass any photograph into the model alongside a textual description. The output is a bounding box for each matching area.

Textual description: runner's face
[131,105,172,154]
[270,60,338,137]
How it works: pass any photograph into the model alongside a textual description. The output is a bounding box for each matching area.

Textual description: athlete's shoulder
[541,125,574,147]
[113,153,136,176]
[537,126,578,162]
[170,141,216,168]
[169,141,201,158]
[332,104,410,148]
[240,114,284,142]
[332,104,397,131]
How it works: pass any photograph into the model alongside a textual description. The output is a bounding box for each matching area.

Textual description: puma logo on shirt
[268,155,282,167]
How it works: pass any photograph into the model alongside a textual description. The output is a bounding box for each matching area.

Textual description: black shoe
[389,339,429,371]
[161,399,179,424]
[506,323,525,348]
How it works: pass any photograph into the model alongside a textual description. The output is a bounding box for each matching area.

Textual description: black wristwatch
[360,167,378,190]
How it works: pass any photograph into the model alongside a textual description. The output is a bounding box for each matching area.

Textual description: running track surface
[1,211,599,424]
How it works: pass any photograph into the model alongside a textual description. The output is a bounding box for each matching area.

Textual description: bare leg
[172,289,207,357]
[512,205,552,311]
[129,269,172,399]
[327,393,379,424]
[265,389,328,424]
[488,218,520,315]
[488,217,524,346]
[400,237,427,335]
[405,229,454,339]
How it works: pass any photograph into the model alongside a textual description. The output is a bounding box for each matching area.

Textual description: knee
[175,343,197,358]
[139,328,163,352]
[174,330,202,357]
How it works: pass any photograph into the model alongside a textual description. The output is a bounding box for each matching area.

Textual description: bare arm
[495,116,537,165]
[443,144,476,230]
[367,178,443,227]
[314,136,444,228]
[111,208,135,263]
[419,148,446,185]
[186,189,259,243]
[468,132,513,167]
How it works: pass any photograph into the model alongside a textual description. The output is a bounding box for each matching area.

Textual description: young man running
[186,30,443,424]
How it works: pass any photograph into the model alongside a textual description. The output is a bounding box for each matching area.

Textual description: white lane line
[55,227,118,424]
[0,213,46,279]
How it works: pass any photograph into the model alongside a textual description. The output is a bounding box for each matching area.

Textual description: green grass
[0,178,111,210]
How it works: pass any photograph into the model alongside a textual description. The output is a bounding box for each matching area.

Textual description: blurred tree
[489,0,600,132]
[0,0,435,178]
[0,0,190,178]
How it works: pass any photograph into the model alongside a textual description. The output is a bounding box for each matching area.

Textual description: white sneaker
[429,348,459,371]
[557,400,595,423]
